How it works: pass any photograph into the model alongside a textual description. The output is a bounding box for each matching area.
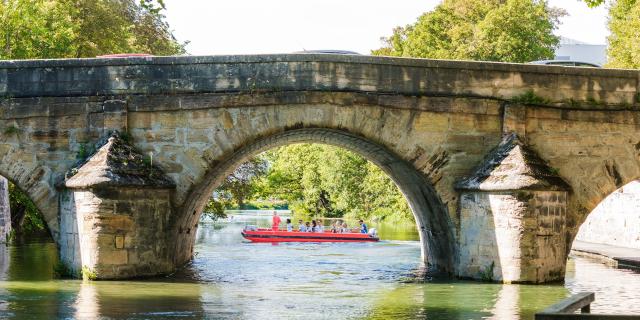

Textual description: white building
[554,37,606,66]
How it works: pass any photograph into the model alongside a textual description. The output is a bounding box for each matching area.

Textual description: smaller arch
[177,128,456,274]
[572,179,640,250]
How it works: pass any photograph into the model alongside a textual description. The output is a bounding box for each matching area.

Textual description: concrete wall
[0,176,10,242]
[575,181,640,249]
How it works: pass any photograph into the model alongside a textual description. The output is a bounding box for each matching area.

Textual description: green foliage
[510,90,550,105]
[607,0,640,69]
[8,181,47,235]
[0,0,185,60]
[372,0,564,63]
[254,144,413,222]
[3,126,19,135]
[205,144,414,223]
[583,0,606,7]
[204,156,269,220]
[81,265,97,280]
[480,261,496,282]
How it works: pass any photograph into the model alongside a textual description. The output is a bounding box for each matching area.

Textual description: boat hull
[241,229,379,242]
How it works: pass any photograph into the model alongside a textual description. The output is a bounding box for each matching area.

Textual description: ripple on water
[0,219,639,319]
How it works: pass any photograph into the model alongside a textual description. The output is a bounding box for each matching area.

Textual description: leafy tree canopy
[213,144,413,223]
[606,0,640,68]
[0,0,185,60]
[372,0,564,63]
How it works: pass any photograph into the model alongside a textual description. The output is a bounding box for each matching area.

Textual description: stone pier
[59,133,177,279]
[0,176,10,243]
[456,134,571,283]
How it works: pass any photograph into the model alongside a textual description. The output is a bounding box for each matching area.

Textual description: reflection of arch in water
[175,128,456,274]
[574,180,640,249]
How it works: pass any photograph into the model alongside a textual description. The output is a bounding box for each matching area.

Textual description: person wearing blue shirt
[359,220,368,234]
[298,219,306,232]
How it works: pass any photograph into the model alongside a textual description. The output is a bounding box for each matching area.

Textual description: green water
[0,215,639,319]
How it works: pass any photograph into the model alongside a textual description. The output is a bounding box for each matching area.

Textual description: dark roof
[455,133,571,192]
[65,133,175,189]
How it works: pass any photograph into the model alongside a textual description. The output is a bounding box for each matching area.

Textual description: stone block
[99,249,128,265]
[115,235,124,249]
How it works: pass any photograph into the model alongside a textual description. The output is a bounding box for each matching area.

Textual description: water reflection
[74,282,98,319]
[0,215,638,319]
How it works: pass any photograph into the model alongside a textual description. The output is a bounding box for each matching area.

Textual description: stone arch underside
[173,128,457,275]
[0,156,59,237]
[574,180,640,249]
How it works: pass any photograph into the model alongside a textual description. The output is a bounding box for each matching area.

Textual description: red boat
[241,227,379,242]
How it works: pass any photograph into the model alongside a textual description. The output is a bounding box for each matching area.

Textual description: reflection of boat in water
[241,226,379,242]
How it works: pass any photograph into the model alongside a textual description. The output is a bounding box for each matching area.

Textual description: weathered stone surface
[65,132,175,189]
[1,54,639,282]
[456,133,571,192]
[458,190,567,283]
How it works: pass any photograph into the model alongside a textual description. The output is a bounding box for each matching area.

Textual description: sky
[162,0,609,56]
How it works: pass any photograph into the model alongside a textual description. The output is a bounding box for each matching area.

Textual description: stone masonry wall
[575,181,640,249]
[60,187,175,279]
[458,191,567,283]
[1,55,640,281]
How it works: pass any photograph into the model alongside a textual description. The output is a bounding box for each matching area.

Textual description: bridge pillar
[455,134,571,283]
[60,133,177,279]
[0,176,11,243]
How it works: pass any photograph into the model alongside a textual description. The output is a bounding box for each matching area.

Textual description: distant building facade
[555,37,606,66]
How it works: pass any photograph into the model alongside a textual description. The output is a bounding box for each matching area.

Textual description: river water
[0,214,639,319]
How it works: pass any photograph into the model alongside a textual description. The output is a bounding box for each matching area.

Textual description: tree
[372,0,564,63]
[204,156,269,220]
[0,0,185,60]
[8,182,46,236]
[219,157,269,208]
[606,0,640,68]
[576,0,639,69]
[256,144,414,222]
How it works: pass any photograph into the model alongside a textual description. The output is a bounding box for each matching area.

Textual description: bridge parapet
[1,54,638,109]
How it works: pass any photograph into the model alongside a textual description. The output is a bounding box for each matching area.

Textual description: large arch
[172,128,457,275]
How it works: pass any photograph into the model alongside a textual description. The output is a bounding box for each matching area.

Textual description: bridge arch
[174,128,457,274]
[0,162,58,237]
[570,178,640,252]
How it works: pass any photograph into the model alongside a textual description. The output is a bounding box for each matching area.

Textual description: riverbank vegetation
[206,145,414,224]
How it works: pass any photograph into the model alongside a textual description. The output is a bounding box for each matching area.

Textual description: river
[0,214,638,319]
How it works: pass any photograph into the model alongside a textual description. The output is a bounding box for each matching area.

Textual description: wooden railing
[535,292,639,319]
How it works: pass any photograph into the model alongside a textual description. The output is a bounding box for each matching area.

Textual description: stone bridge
[1,54,639,283]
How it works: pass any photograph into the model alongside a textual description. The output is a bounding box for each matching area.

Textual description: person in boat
[305,221,312,232]
[286,218,293,232]
[331,221,339,233]
[316,219,324,232]
[272,211,281,231]
[311,220,318,232]
[298,219,306,232]
[341,222,349,233]
[359,220,368,234]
